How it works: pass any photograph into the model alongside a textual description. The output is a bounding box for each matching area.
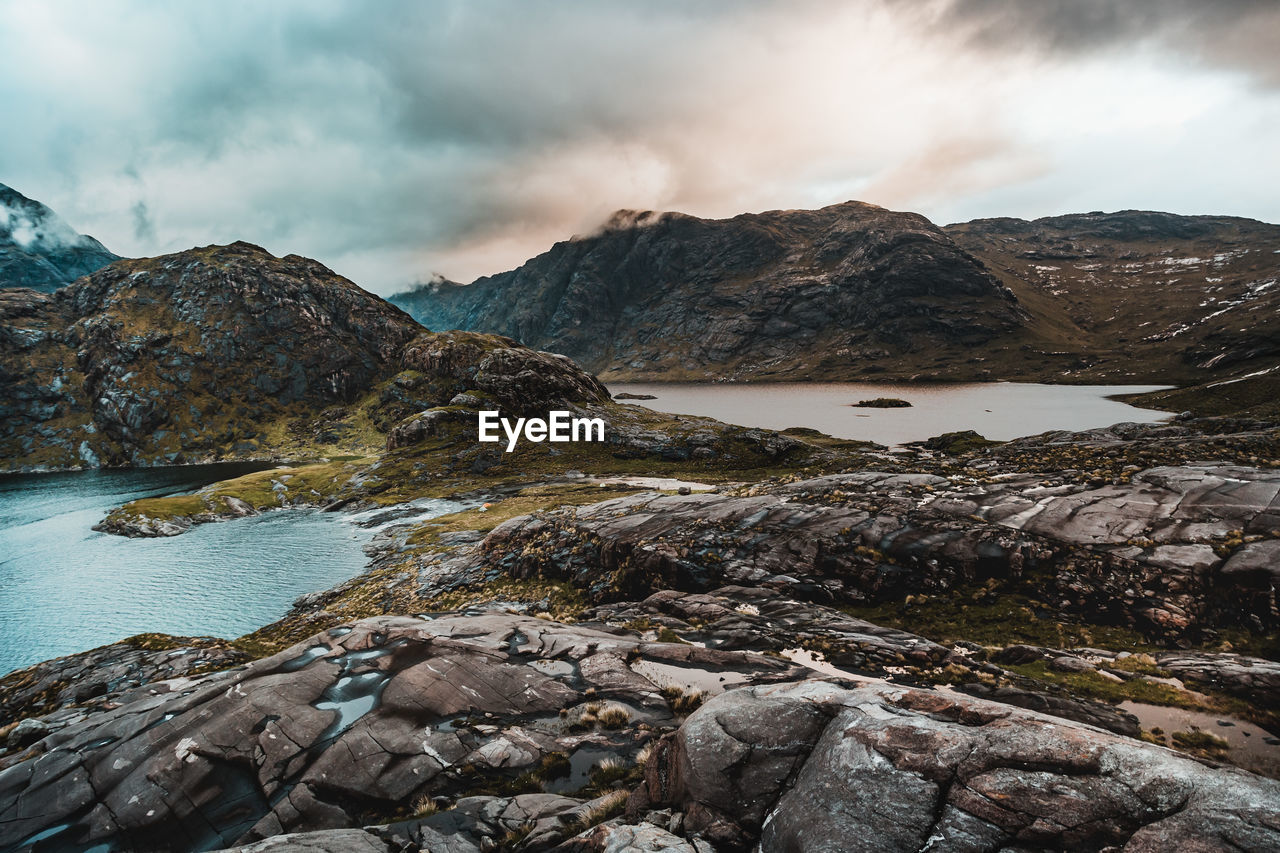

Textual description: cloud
[934,0,1280,86]
[0,1,1277,294]
[0,189,95,252]
[130,200,154,243]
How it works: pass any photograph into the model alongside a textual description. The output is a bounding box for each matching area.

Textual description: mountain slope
[0,183,119,292]
[0,242,611,471]
[946,211,1280,385]
[393,204,1280,387]
[391,202,1028,381]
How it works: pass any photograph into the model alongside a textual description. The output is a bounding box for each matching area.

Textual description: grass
[596,705,631,729]
[660,685,706,716]
[562,790,629,837]
[102,459,370,528]
[1171,729,1230,754]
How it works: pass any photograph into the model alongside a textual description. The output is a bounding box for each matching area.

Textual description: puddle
[506,630,530,655]
[314,671,389,741]
[544,746,618,794]
[528,659,577,678]
[279,644,332,673]
[310,646,395,742]
[1120,701,1280,778]
[629,659,750,695]
[584,476,715,492]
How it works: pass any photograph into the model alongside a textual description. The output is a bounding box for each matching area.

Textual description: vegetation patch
[851,397,912,408]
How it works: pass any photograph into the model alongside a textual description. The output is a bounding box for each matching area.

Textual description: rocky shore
[2,414,1278,851]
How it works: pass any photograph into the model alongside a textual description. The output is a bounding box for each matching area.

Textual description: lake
[0,464,465,676]
[608,382,1173,445]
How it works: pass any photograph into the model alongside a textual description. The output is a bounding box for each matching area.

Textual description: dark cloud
[0,1,1276,294]
[936,0,1280,86]
[130,201,154,243]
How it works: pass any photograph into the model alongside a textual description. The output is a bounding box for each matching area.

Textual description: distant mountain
[391,204,1280,386]
[944,211,1280,382]
[0,183,119,292]
[390,202,1028,381]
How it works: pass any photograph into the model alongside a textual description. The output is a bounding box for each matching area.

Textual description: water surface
[0,464,460,675]
[610,382,1173,445]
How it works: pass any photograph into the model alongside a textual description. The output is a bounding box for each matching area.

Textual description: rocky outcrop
[390,202,1025,381]
[0,242,425,469]
[638,680,1280,851]
[0,183,118,293]
[0,634,246,729]
[0,614,802,852]
[407,465,1280,642]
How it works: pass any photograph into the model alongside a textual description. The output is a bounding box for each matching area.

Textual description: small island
[614,392,658,400]
[851,397,912,408]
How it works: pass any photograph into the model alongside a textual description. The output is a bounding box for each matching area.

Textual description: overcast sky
[2,0,1278,294]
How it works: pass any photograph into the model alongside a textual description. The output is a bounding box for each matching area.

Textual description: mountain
[945,211,1280,385]
[391,204,1280,386]
[390,202,1028,381]
[0,182,119,292]
[0,241,611,471]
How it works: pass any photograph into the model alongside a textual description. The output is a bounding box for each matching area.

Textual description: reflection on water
[1120,700,1280,778]
[0,464,459,676]
[609,381,1173,446]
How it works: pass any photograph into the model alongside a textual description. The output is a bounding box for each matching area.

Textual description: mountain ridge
[392,200,1028,381]
[391,202,1280,388]
[0,182,119,292]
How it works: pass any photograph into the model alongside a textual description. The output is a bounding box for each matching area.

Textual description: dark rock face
[0,614,800,852]
[389,202,1025,380]
[390,203,1280,385]
[0,183,118,293]
[0,242,423,469]
[639,681,1280,852]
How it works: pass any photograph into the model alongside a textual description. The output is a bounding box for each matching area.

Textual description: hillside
[0,182,119,292]
[946,211,1280,386]
[0,242,618,471]
[392,204,1280,387]
[391,202,1029,381]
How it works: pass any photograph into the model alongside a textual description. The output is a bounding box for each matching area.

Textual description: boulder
[640,680,1280,851]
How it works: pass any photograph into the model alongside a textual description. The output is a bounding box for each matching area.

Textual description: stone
[641,680,1280,852]
[0,614,801,852]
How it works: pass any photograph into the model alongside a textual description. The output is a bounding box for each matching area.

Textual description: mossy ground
[842,582,1155,651]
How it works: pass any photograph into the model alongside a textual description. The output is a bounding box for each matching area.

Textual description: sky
[2,0,1278,295]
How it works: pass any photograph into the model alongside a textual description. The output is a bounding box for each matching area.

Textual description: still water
[0,464,461,676]
[609,382,1174,445]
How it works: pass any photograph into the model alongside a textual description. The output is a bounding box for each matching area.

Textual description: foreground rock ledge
[639,680,1280,852]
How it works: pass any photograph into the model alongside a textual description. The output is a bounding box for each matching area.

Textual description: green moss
[843,586,1154,651]
[1171,729,1230,752]
[1004,660,1192,707]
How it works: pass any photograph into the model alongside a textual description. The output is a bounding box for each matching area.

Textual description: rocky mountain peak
[0,182,119,292]
[390,200,1025,380]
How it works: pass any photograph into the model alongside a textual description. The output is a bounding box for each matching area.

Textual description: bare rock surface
[435,465,1280,641]
[639,680,1280,852]
[0,634,247,729]
[0,614,799,852]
